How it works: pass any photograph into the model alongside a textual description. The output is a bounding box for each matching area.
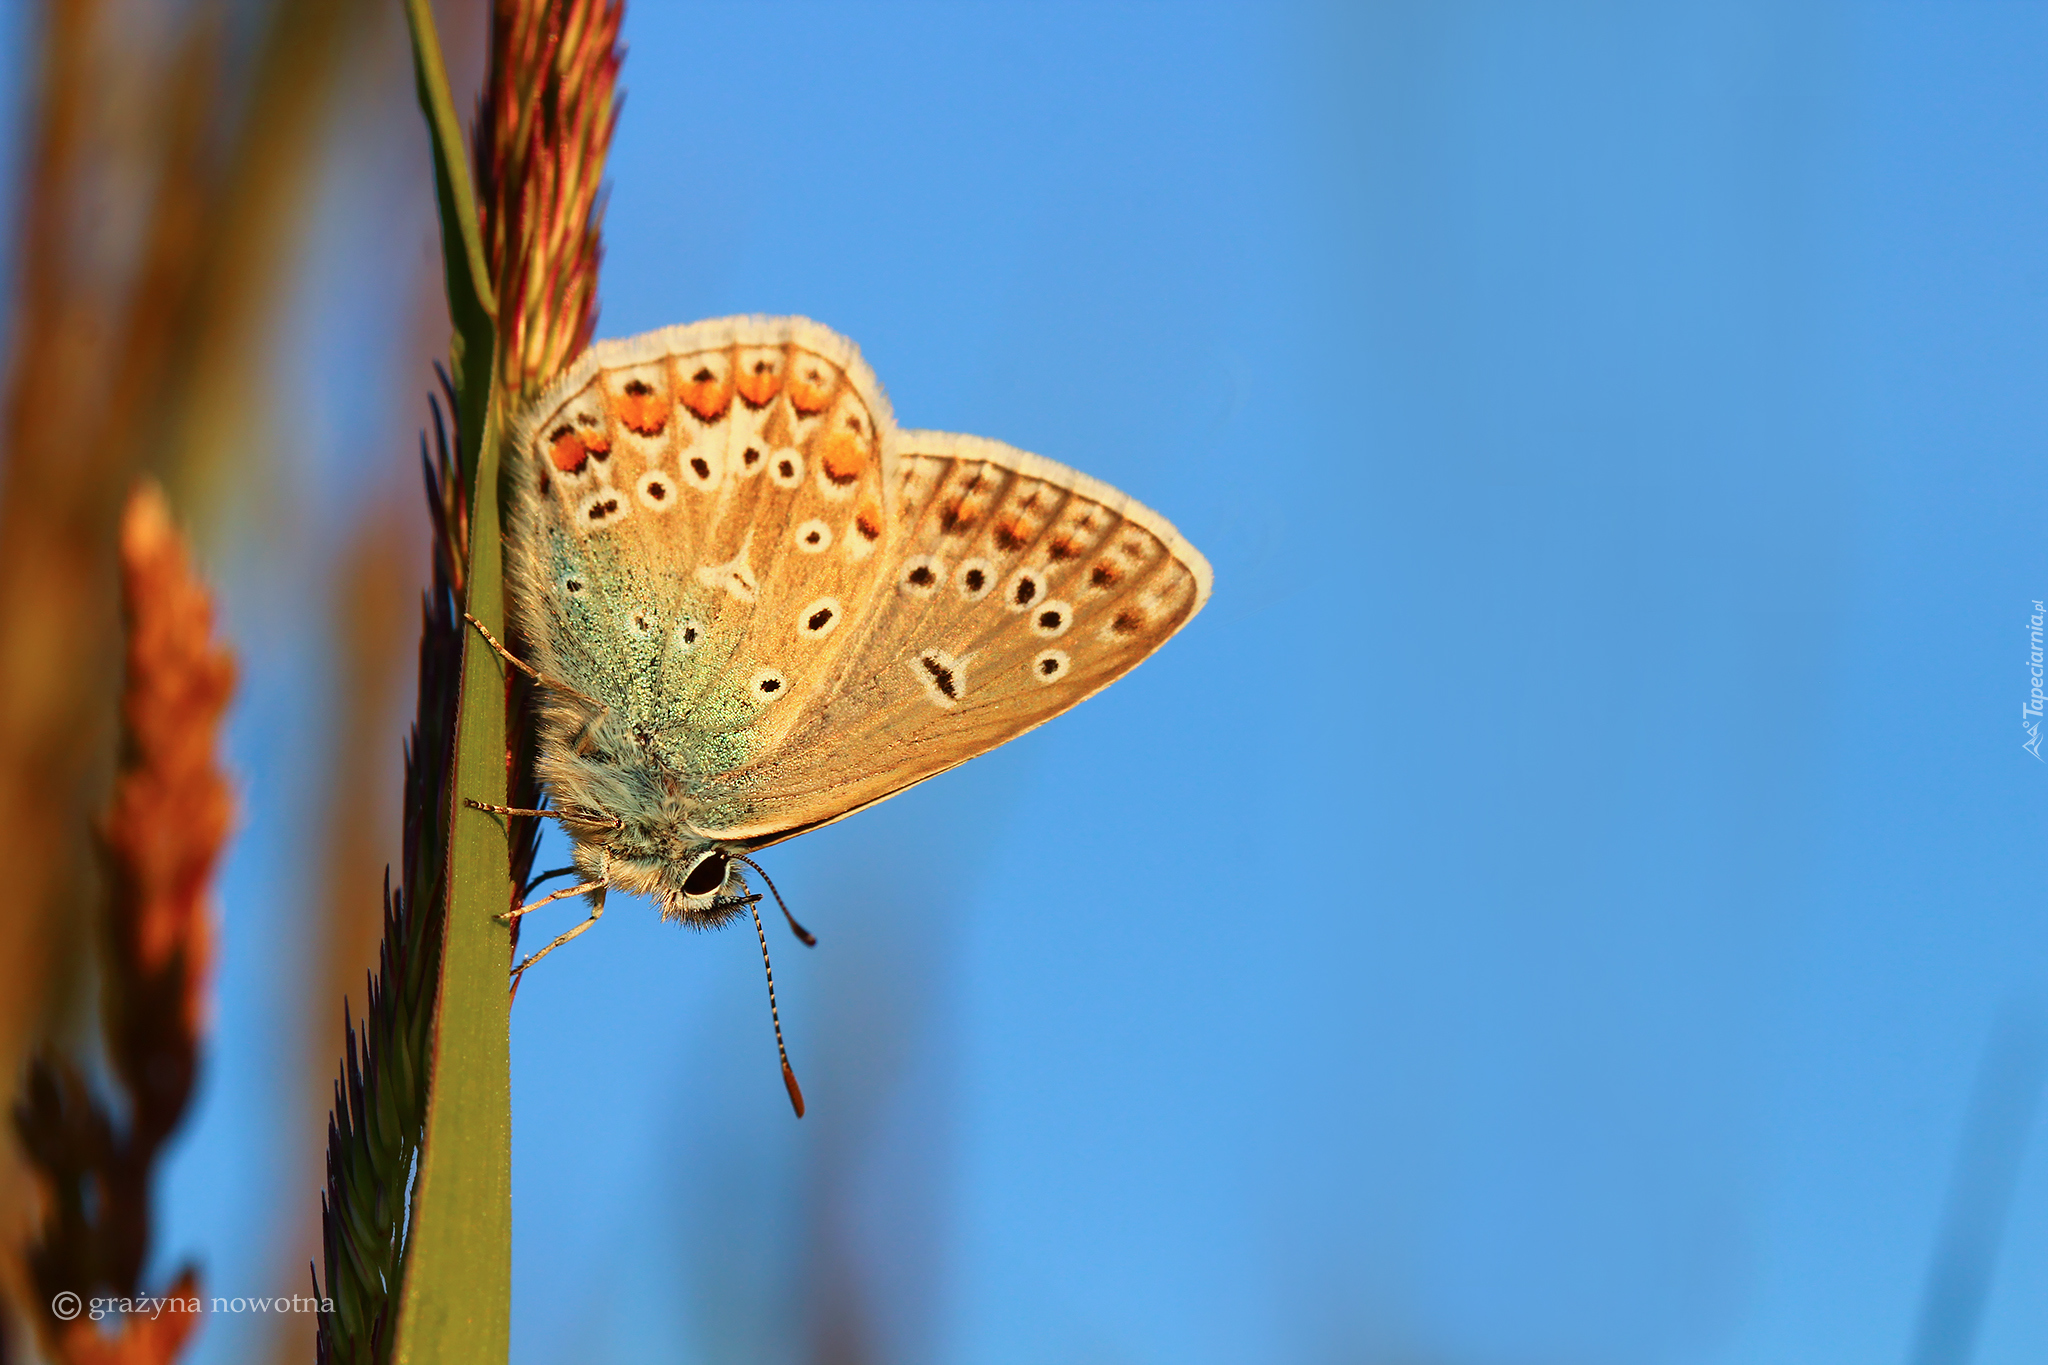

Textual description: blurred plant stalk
[0,0,374,1329]
[13,482,235,1365]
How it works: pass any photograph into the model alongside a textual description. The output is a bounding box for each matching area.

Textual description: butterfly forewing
[510,319,898,792]
[506,318,1209,848]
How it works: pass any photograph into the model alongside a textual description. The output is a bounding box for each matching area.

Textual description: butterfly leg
[464,797,623,831]
[462,612,605,709]
[498,877,605,925]
[462,611,544,682]
[523,864,582,896]
[509,883,607,993]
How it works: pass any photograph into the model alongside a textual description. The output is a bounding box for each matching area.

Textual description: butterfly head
[659,848,753,928]
[562,815,751,928]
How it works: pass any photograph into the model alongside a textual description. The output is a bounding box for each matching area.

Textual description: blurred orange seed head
[103,480,235,1038]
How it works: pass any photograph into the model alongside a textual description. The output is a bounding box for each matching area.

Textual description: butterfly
[469,315,1211,1113]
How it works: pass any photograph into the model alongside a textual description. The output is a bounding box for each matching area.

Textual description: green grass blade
[392,399,513,1365]
[403,0,495,489]
[390,2,514,1362]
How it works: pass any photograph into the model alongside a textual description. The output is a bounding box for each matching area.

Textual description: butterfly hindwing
[697,431,1212,845]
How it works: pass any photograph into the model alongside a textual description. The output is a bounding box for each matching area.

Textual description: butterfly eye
[1032,649,1071,684]
[681,852,730,898]
[1030,600,1073,638]
[770,449,804,488]
[899,555,943,597]
[793,519,832,553]
[954,557,995,601]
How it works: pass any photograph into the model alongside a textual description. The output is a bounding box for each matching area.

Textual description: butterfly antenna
[733,853,816,946]
[748,894,805,1118]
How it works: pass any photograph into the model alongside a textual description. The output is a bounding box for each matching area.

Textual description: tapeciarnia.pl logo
[2025,600,2044,760]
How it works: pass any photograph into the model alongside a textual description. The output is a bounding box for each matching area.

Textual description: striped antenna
[747,894,805,1117]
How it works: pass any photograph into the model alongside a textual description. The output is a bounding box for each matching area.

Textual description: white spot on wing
[747,667,787,706]
[955,557,996,601]
[899,554,943,598]
[1002,567,1045,611]
[769,448,804,488]
[696,533,759,603]
[909,648,967,709]
[798,596,842,639]
[679,445,721,491]
[1032,648,1070,684]
[794,518,832,553]
[1030,599,1073,638]
[575,488,629,531]
[635,470,675,510]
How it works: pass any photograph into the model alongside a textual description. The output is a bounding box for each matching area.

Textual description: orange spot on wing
[615,379,670,436]
[817,431,869,485]
[1047,534,1082,560]
[677,360,734,420]
[736,348,784,406]
[992,518,1029,552]
[548,425,596,473]
[855,504,884,541]
[787,357,838,413]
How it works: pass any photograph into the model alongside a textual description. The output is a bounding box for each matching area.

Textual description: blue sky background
[90,2,2048,1362]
